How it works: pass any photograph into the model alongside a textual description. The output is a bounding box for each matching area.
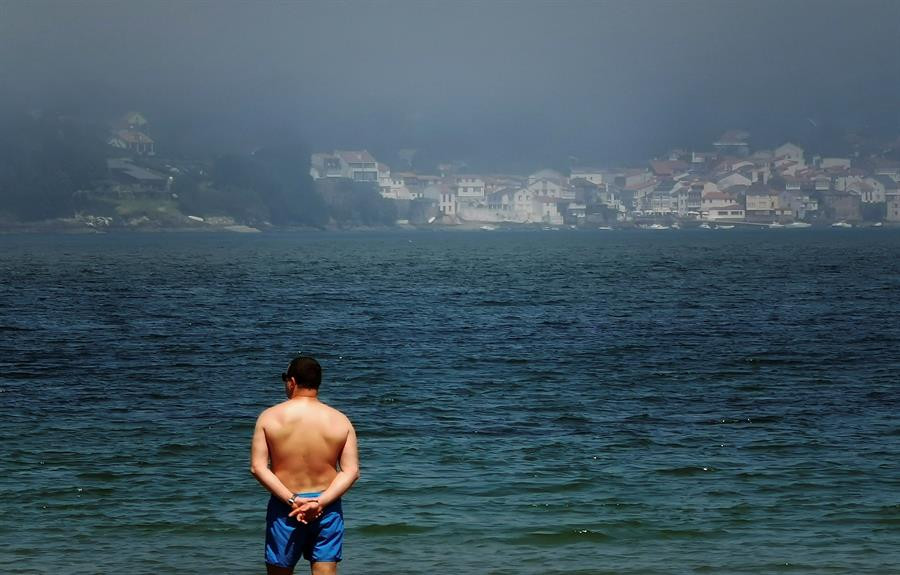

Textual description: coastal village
[313,130,900,229]
[22,111,900,231]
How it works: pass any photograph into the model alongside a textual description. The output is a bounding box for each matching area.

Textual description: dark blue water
[1,230,898,574]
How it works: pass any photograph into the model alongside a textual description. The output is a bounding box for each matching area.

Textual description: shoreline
[1,218,897,235]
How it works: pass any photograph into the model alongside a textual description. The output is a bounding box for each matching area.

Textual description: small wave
[553,414,592,425]
[622,413,663,423]
[743,442,801,452]
[741,355,786,365]
[156,442,198,454]
[0,325,32,332]
[1,371,47,379]
[737,384,765,392]
[509,528,612,546]
[355,522,434,536]
[702,415,781,425]
[143,333,172,340]
[653,527,721,539]
[76,471,120,482]
[475,300,518,307]
[657,466,716,476]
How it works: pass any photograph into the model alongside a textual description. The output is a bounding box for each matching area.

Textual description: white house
[310,150,379,182]
[379,173,416,200]
[525,177,574,201]
[644,180,684,214]
[479,186,564,224]
[887,195,900,222]
[819,157,851,170]
[675,182,705,217]
[716,172,752,189]
[835,172,866,193]
[775,142,804,164]
[569,167,605,186]
[705,205,745,221]
[872,159,900,182]
[868,176,898,202]
[454,176,486,202]
[745,183,784,218]
[534,197,564,225]
[700,191,736,218]
[528,169,566,186]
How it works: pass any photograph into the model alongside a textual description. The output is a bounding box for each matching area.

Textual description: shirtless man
[251,356,359,575]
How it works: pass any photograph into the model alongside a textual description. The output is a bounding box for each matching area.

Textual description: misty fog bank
[1,0,898,168]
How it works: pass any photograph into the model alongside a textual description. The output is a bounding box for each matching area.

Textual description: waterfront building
[705,204,745,221]
[780,190,818,221]
[455,176,486,202]
[820,191,862,222]
[310,150,379,182]
[745,182,786,220]
[887,195,900,222]
[700,191,738,220]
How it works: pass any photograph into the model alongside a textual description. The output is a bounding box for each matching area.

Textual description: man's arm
[249,414,294,505]
[290,421,359,518]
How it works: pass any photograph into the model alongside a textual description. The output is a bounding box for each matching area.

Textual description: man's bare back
[251,356,359,575]
[257,398,354,494]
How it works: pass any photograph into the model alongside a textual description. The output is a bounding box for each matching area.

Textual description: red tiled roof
[116,129,153,144]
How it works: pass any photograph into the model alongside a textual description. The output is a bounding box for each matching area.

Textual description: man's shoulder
[257,401,290,423]
[318,401,353,425]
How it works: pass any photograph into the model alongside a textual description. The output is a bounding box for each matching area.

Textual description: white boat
[832,221,852,228]
[699,223,711,229]
[873,222,883,228]
[671,222,681,229]
[479,224,497,231]
[717,225,735,230]
[427,216,437,224]
[786,222,811,229]
[768,222,785,229]
[647,223,670,230]
[597,226,613,230]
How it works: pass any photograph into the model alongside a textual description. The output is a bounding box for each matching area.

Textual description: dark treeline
[0,110,106,221]
[0,110,396,227]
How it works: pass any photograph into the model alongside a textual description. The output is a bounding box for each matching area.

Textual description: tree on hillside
[316,178,397,227]
[250,145,328,226]
[0,111,106,220]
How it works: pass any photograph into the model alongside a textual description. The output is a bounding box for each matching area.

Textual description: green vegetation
[0,110,397,228]
[0,111,106,221]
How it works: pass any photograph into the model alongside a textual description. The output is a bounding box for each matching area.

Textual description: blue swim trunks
[265,492,344,568]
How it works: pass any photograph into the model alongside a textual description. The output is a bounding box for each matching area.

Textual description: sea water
[1,230,898,574]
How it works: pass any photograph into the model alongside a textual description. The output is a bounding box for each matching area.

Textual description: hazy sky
[2,0,898,167]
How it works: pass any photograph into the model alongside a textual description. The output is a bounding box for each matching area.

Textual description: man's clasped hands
[288,497,325,524]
